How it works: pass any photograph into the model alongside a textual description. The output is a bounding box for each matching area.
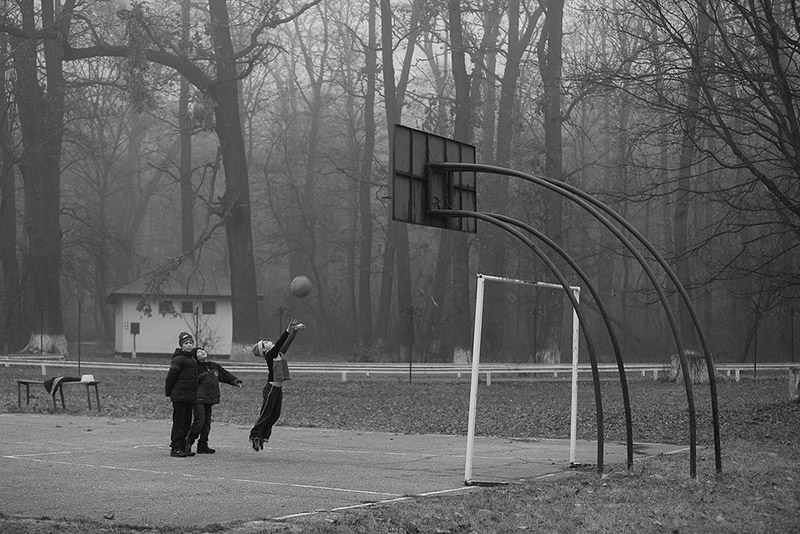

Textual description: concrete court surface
[0,413,688,529]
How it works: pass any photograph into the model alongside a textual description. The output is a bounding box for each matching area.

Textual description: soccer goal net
[464,273,581,485]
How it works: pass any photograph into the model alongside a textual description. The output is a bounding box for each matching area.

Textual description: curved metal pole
[536,175,722,474]
[430,162,703,477]
[430,209,606,473]
[488,212,635,472]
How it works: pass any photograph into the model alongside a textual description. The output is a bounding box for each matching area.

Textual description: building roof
[107,267,232,303]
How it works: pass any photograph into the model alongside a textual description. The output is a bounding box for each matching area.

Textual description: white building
[107,270,235,358]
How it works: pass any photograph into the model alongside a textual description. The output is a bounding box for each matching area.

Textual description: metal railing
[1,357,796,383]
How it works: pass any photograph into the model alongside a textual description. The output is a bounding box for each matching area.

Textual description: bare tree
[478,0,543,359]
[4,1,69,354]
[621,0,800,356]
[378,0,424,359]
[0,30,23,352]
[1,0,322,358]
[535,0,567,363]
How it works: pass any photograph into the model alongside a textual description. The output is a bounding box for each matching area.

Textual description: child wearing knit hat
[165,331,199,457]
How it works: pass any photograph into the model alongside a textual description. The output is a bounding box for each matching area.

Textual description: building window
[158,300,175,315]
[181,301,194,314]
[202,300,216,315]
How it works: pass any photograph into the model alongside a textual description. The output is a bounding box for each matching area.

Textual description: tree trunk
[426,231,451,361]
[394,222,414,363]
[179,0,195,258]
[207,0,260,359]
[374,231,395,345]
[447,0,477,363]
[482,0,540,359]
[379,0,416,360]
[13,0,67,354]
[669,350,709,384]
[376,0,398,351]
[652,32,676,354]
[673,0,711,351]
[0,48,23,352]
[789,368,800,404]
[535,0,565,363]
[357,0,377,347]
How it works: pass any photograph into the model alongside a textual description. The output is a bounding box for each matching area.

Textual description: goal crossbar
[465,273,581,484]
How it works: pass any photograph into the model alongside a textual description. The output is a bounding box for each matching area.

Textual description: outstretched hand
[288,319,306,331]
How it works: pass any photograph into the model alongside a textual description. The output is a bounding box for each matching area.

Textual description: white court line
[275,486,478,520]
[2,443,535,463]
[1,453,403,499]
[264,445,553,463]
[2,440,685,463]
[273,470,575,521]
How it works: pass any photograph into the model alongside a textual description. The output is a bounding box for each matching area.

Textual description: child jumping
[248,319,305,451]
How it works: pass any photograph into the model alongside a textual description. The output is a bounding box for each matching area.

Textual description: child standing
[248,319,305,451]
[165,331,198,457]
[186,348,243,454]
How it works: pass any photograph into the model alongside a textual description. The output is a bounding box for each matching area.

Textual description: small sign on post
[130,322,140,359]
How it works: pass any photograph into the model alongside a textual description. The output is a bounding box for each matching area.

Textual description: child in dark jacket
[186,348,243,454]
[165,331,199,458]
[248,319,304,451]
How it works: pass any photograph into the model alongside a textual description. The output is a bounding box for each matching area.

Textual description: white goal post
[465,273,581,484]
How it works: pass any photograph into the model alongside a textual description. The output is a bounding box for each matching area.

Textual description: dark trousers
[170,401,193,451]
[188,404,213,445]
[249,384,282,441]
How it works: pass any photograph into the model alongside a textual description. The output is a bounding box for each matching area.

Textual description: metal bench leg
[85,384,92,409]
[94,385,101,411]
[17,383,22,407]
[53,386,66,411]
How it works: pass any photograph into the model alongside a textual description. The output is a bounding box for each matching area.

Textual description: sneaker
[170,449,188,458]
[183,447,196,457]
[197,445,216,454]
[250,436,261,451]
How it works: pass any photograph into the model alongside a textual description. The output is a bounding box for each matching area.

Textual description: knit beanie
[178,332,194,345]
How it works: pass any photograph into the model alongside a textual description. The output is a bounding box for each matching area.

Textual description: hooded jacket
[164,348,198,402]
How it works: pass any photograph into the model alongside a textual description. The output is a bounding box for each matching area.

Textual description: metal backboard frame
[392,124,477,233]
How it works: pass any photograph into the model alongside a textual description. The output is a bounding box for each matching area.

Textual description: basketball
[290,275,312,297]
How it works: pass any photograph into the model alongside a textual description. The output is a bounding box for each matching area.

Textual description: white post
[465,274,486,484]
[569,287,580,466]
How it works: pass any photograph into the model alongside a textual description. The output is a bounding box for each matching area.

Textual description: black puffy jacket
[164,348,198,403]
[196,361,241,405]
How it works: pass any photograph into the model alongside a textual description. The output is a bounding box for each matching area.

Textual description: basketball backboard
[392,124,477,232]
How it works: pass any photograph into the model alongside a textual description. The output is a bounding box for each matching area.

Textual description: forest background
[0,0,798,366]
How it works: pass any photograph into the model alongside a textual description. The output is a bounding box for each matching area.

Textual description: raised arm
[278,320,305,355]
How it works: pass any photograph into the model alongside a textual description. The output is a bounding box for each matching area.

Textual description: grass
[1,354,799,533]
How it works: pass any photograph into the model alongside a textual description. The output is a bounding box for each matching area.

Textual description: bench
[16,378,101,412]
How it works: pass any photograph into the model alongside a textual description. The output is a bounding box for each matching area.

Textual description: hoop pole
[432,161,719,477]
[436,210,605,473]
[570,288,580,466]
[489,212,633,471]
[464,274,486,484]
